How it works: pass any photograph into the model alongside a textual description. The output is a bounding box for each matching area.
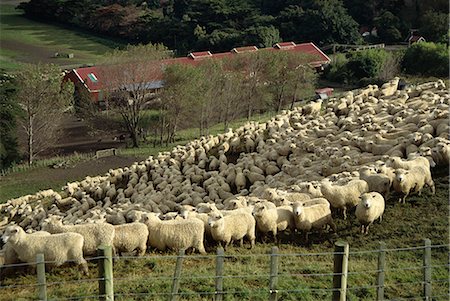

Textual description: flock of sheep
[1,77,449,276]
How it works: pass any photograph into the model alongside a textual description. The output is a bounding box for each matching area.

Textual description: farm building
[64,42,330,104]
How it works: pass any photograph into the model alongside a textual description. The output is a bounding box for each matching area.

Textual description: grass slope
[0,4,123,70]
[1,170,448,300]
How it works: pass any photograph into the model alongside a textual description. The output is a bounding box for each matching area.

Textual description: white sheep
[2,225,88,274]
[42,217,115,256]
[208,211,255,249]
[292,199,336,242]
[251,203,295,242]
[358,166,391,198]
[393,167,435,203]
[113,222,149,256]
[261,188,311,206]
[143,213,206,254]
[355,192,385,234]
[320,179,369,219]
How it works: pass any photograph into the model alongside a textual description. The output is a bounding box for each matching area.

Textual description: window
[87,73,98,83]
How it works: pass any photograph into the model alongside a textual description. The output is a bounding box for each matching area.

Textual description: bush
[346,49,389,79]
[402,42,449,77]
[324,53,351,83]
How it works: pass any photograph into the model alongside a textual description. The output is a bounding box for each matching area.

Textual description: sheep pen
[0,79,448,296]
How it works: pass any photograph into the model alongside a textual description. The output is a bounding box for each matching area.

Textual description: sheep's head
[360,193,373,209]
[208,212,224,228]
[2,225,23,244]
[252,203,267,218]
[394,169,408,183]
[292,203,303,217]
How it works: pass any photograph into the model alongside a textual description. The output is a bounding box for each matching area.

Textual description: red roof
[66,42,330,93]
[409,35,425,42]
[72,66,104,92]
[274,42,296,49]
[188,51,213,59]
[231,46,258,53]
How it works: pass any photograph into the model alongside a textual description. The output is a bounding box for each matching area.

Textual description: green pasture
[1,170,448,300]
[0,4,123,71]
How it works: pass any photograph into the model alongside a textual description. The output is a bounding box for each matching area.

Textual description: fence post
[215,247,225,301]
[36,253,47,301]
[269,246,279,301]
[332,241,349,301]
[170,249,185,301]
[376,241,386,301]
[98,245,114,301]
[423,239,432,300]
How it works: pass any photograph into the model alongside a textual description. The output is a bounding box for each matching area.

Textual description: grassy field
[1,167,448,300]
[0,4,123,71]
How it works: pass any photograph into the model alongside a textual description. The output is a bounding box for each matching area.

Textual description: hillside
[0,78,449,300]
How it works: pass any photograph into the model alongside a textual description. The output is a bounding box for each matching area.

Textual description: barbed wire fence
[1,239,449,301]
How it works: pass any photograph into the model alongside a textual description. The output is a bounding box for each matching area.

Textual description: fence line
[0,151,96,177]
[1,241,448,301]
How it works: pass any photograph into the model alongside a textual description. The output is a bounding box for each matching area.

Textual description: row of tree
[18,0,449,55]
[88,44,317,147]
[323,42,450,85]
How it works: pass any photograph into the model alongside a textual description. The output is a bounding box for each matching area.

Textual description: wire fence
[0,240,448,301]
[0,152,96,177]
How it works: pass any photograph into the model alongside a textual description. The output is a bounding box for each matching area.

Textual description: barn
[64,42,331,104]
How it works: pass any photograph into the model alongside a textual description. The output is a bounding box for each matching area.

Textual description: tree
[229,52,271,119]
[278,1,362,46]
[99,43,171,147]
[419,10,449,43]
[402,42,449,77]
[0,73,21,169]
[346,49,388,79]
[15,64,74,165]
[161,63,203,144]
[374,11,403,43]
[264,51,317,112]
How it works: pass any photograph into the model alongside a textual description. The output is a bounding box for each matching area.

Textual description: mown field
[0,4,123,71]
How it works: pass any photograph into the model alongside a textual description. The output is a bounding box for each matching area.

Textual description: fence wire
[1,242,448,300]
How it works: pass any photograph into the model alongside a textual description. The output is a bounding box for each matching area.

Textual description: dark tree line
[19,0,448,54]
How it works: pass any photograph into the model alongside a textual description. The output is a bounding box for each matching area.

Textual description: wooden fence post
[36,253,47,301]
[332,241,349,301]
[98,245,114,301]
[215,247,224,301]
[269,246,279,301]
[376,242,386,301]
[170,249,185,301]
[423,239,432,300]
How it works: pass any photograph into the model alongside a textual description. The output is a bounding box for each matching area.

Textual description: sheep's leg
[239,238,244,248]
[77,259,89,276]
[198,244,207,255]
[430,181,436,194]
[250,237,255,249]
[303,231,309,244]
[137,246,146,257]
[343,208,347,220]
[329,220,337,233]
[360,225,365,234]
